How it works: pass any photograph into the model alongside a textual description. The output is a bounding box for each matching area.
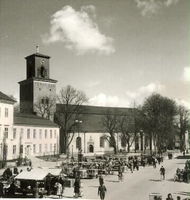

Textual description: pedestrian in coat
[74,177,80,198]
[99,174,104,185]
[98,183,107,200]
[160,166,165,180]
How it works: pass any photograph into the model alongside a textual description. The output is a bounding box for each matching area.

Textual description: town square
[0,0,190,199]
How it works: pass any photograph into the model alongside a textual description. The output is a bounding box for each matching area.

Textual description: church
[1,48,149,161]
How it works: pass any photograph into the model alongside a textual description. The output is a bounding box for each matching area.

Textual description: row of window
[12,143,57,154]
[13,128,57,140]
[0,107,9,118]
[75,136,107,149]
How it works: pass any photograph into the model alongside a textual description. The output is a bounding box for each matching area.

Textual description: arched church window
[89,144,94,153]
[76,137,81,149]
[100,136,105,148]
[121,135,127,148]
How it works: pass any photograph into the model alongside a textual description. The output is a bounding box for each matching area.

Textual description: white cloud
[134,0,179,16]
[89,93,130,107]
[183,66,190,82]
[89,83,165,108]
[175,98,190,109]
[42,5,115,55]
[126,82,165,104]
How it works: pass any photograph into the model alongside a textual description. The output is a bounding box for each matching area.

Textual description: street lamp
[75,120,83,165]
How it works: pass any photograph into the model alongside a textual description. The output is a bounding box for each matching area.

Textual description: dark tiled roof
[14,113,59,127]
[0,91,16,104]
[56,104,136,132]
[19,77,57,84]
[25,53,50,59]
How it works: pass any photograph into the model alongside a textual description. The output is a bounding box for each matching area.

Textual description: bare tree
[34,96,56,120]
[55,85,88,154]
[102,110,118,154]
[118,115,135,152]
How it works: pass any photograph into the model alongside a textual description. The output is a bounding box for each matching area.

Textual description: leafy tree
[55,85,88,154]
[177,105,190,151]
[142,93,177,153]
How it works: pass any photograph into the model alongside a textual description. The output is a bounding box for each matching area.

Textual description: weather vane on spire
[36,45,39,53]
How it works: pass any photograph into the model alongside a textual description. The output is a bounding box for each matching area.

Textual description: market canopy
[15,168,49,181]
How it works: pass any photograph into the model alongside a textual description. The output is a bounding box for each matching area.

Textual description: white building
[56,104,148,156]
[0,91,60,161]
[13,113,59,159]
[0,91,16,160]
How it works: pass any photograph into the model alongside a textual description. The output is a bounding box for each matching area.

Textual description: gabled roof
[0,91,16,104]
[14,113,59,128]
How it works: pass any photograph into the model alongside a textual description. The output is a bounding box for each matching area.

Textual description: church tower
[19,46,57,120]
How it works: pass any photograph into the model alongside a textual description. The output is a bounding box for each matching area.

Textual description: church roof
[25,53,50,59]
[14,113,59,128]
[18,77,57,84]
[56,104,136,132]
[0,91,16,104]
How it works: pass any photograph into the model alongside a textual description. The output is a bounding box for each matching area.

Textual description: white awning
[15,168,49,181]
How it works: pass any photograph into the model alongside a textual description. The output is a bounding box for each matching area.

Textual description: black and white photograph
[0,0,190,199]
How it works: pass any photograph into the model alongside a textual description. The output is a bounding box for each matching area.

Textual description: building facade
[0,91,16,160]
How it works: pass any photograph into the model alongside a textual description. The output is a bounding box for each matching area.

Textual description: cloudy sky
[0,0,189,108]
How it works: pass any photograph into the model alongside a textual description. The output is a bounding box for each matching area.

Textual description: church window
[54,130,56,138]
[89,145,94,153]
[50,130,52,138]
[121,135,127,148]
[45,98,49,104]
[76,137,81,149]
[40,66,46,78]
[100,137,105,148]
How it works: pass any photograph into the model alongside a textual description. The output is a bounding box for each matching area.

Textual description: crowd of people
[0,153,189,199]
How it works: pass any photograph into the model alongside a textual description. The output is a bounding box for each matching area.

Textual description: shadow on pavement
[88,185,99,188]
[176,155,190,159]
[106,180,119,183]
[166,178,174,182]
[175,192,190,197]
[149,179,162,182]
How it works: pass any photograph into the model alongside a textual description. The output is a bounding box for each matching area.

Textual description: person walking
[99,174,104,185]
[74,177,80,198]
[98,183,107,200]
[160,166,166,180]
